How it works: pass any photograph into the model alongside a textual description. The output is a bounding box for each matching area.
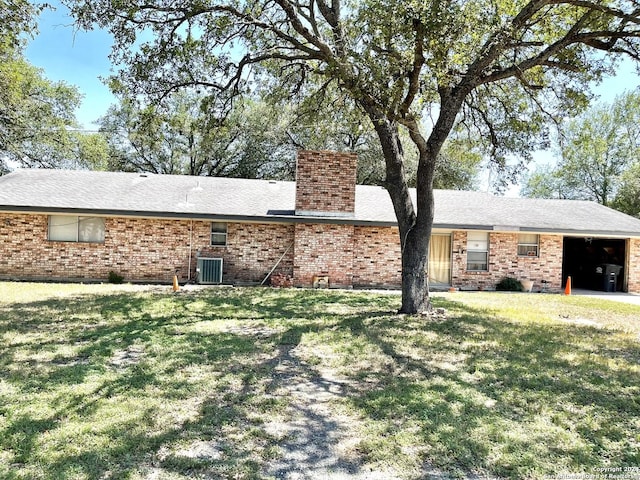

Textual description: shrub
[496,277,523,292]
[108,271,124,284]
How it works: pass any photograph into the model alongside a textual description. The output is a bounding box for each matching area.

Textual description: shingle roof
[1,168,640,237]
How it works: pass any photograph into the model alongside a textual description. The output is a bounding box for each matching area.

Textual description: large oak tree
[66,0,640,313]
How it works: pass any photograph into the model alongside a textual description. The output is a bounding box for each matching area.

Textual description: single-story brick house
[1,150,640,293]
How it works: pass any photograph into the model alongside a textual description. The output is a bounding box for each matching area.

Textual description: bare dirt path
[262,343,401,480]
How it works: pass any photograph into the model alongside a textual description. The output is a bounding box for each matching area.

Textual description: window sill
[47,240,105,244]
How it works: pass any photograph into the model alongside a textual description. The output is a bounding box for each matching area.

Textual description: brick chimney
[295,150,358,217]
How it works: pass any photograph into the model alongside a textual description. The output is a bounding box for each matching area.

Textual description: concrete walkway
[571,288,640,306]
[363,287,640,306]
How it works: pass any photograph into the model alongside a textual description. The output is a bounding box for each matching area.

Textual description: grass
[0,283,638,479]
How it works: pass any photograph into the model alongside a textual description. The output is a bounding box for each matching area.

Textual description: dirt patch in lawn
[261,341,402,480]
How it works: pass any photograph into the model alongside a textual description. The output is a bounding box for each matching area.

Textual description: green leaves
[0,0,42,56]
[0,57,83,171]
[612,162,640,218]
[61,0,640,152]
[0,2,107,173]
[98,92,297,178]
[522,90,640,209]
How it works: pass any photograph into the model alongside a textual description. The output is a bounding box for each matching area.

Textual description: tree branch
[398,19,426,119]
[477,10,594,85]
[272,0,335,58]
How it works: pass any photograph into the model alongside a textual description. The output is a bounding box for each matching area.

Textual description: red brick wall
[628,239,640,293]
[293,223,355,287]
[107,217,193,281]
[295,150,357,215]
[0,214,400,287]
[196,222,294,284]
[7,212,635,294]
[451,231,563,291]
[0,214,192,282]
[353,226,402,287]
[291,224,402,289]
[0,214,294,284]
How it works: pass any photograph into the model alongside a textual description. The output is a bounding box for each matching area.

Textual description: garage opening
[562,237,626,292]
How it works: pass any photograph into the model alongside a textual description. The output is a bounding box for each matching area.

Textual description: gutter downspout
[188,219,193,282]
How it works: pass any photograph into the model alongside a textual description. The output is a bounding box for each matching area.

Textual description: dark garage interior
[562,237,626,292]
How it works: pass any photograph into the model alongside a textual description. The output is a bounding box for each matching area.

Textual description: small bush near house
[107,270,124,284]
[496,276,524,291]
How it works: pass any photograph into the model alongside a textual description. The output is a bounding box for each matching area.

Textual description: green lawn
[0,283,638,479]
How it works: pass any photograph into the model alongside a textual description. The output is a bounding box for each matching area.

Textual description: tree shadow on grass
[260,329,367,479]
[6,287,637,479]
[337,297,640,478]
[0,287,397,480]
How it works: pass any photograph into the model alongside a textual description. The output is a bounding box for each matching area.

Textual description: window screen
[518,234,539,257]
[211,223,227,246]
[48,216,104,243]
[467,231,489,271]
[49,215,79,242]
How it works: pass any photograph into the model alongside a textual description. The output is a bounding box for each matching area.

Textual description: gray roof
[1,168,640,237]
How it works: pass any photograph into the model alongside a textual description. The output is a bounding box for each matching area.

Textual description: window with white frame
[210,222,227,246]
[48,215,105,243]
[518,234,539,257]
[467,231,489,271]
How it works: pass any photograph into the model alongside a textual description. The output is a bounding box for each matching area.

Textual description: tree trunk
[399,223,432,313]
[362,91,463,313]
[363,109,434,313]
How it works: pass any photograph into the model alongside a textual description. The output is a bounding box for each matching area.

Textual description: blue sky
[25,2,115,129]
[25,2,640,132]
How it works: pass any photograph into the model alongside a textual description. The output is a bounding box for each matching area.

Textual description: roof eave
[0,205,400,227]
[455,223,640,238]
[522,226,640,238]
[2,206,639,237]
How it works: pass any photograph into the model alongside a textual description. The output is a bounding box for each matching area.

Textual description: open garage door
[562,237,626,292]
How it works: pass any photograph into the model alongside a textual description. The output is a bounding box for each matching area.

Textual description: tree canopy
[99,92,296,178]
[522,90,640,211]
[0,57,85,171]
[65,0,640,312]
[0,0,41,55]
[99,87,482,188]
[612,162,640,218]
[0,1,88,173]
